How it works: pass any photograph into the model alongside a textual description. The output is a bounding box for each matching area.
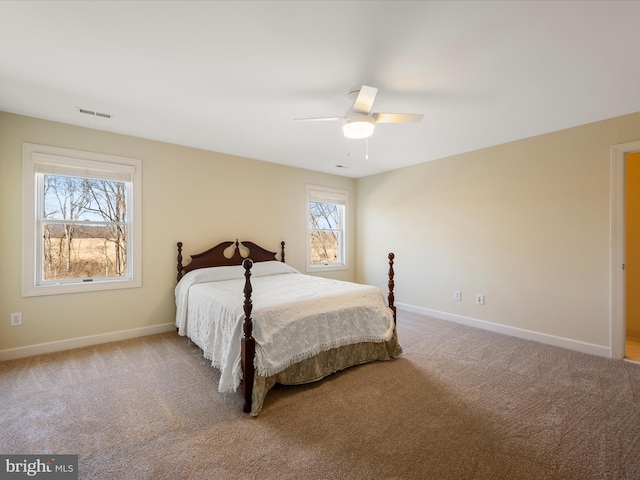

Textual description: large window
[306,185,348,272]
[22,143,141,296]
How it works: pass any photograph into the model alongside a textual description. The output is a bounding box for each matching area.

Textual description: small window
[22,143,142,296]
[306,185,348,272]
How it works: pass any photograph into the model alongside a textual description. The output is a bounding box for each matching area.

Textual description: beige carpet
[2,311,640,479]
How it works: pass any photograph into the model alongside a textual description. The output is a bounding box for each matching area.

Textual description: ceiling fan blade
[294,117,344,122]
[373,112,424,123]
[353,85,378,113]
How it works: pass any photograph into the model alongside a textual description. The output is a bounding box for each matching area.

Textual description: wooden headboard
[177,239,285,282]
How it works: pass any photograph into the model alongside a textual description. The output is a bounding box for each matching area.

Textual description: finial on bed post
[388,252,396,325]
[281,241,286,263]
[241,258,255,414]
[177,242,184,282]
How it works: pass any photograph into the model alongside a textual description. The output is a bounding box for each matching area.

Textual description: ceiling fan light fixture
[295,85,422,140]
[342,113,375,139]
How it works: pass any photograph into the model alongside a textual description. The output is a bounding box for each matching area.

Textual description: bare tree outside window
[42,175,128,280]
[309,201,343,265]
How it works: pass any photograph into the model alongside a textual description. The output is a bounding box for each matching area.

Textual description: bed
[175,239,401,416]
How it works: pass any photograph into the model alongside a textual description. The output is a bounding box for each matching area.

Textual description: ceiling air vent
[78,108,111,119]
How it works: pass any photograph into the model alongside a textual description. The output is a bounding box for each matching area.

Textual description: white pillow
[180,264,242,285]
[249,260,299,277]
[180,260,298,286]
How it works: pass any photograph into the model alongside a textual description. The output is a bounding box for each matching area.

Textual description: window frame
[306,185,348,273]
[22,143,142,297]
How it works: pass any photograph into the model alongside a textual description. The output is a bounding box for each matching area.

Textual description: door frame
[611,140,640,359]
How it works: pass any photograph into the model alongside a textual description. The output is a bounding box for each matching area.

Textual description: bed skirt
[250,329,402,415]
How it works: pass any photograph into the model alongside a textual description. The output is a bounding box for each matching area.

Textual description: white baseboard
[0,323,176,362]
[396,302,611,358]
[2,308,611,362]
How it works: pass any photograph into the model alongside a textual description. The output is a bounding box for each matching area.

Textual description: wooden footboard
[239,253,397,414]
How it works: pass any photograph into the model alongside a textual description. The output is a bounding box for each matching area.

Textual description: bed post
[177,242,184,282]
[388,252,396,325]
[281,241,286,263]
[241,258,255,413]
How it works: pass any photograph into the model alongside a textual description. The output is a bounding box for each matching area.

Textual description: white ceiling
[2,1,640,178]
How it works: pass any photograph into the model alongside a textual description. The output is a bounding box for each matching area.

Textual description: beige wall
[356,111,640,349]
[0,112,355,353]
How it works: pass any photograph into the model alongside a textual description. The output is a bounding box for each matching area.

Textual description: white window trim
[22,143,142,297]
[306,184,348,273]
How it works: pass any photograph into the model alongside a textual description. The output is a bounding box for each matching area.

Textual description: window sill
[306,264,348,273]
[23,278,141,297]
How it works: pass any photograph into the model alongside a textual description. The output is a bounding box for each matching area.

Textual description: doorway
[626,151,640,362]
[611,141,640,360]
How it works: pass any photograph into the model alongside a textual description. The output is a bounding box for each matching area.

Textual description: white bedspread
[175,261,395,393]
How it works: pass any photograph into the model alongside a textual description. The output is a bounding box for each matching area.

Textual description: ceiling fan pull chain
[365,138,369,160]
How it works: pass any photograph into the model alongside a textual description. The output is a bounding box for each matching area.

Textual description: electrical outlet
[10,312,22,326]
[454,290,461,301]
[476,294,484,305]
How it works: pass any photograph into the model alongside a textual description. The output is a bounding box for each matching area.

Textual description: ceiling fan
[295,85,424,139]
